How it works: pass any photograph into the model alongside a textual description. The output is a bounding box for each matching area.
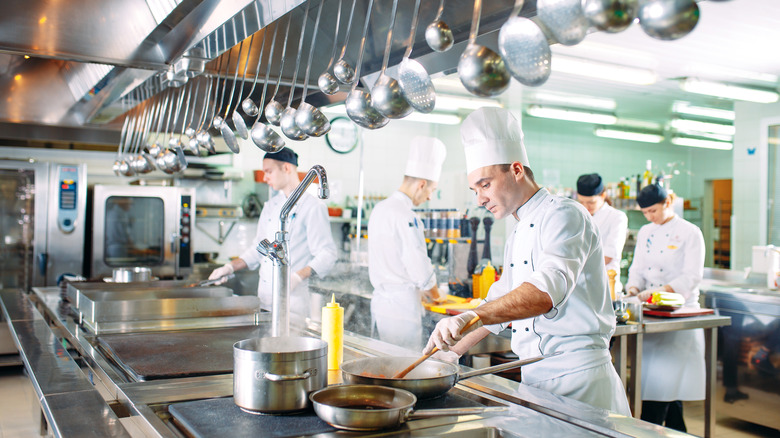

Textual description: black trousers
[640,401,686,432]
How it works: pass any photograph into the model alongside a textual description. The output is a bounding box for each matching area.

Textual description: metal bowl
[112,267,152,283]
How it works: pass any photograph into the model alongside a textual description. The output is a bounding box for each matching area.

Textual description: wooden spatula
[393,315,481,378]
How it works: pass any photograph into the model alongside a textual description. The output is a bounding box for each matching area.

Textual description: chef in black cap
[576,173,628,295]
[625,184,705,431]
[209,147,337,324]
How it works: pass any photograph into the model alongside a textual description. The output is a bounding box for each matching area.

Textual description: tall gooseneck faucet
[257,165,329,336]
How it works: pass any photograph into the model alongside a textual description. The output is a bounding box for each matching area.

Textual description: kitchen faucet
[256,165,329,336]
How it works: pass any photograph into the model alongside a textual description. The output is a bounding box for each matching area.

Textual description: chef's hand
[208,264,234,285]
[423,310,483,354]
[290,272,303,290]
[637,290,654,302]
[430,349,461,364]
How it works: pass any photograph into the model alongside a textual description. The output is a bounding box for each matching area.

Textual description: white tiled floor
[0,365,778,437]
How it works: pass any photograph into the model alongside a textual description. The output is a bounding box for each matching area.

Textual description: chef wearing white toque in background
[423,107,631,416]
[368,136,448,351]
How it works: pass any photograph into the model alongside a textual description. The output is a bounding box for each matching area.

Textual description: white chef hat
[405,136,447,182]
[461,107,529,174]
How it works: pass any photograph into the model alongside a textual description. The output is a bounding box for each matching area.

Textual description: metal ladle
[241,25,269,117]
[637,0,699,41]
[154,88,177,173]
[264,16,293,126]
[582,0,638,33]
[345,0,388,129]
[536,0,589,46]
[118,113,137,177]
[183,78,203,155]
[279,0,312,141]
[457,0,510,97]
[213,29,233,130]
[398,0,436,113]
[169,81,191,150]
[147,88,171,158]
[333,0,358,85]
[231,34,255,140]
[220,39,245,153]
[132,88,157,174]
[498,1,552,87]
[198,74,219,155]
[250,19,286,153]
[158,87,186,174]
[371,0,411,119]
[295,0,331,137]
[113,115,131,176]
[425,0,454,52]
[317,0,343,95]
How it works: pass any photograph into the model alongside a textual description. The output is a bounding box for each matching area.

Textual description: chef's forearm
[474,282,553,325]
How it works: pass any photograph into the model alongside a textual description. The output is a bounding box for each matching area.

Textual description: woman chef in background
[625,183,705,432]
[576,173,628,294]
[368,137,447,351]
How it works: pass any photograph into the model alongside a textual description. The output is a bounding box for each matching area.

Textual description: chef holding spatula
[423,108,630,416]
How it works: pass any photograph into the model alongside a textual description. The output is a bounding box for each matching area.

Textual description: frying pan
[342,353,558,399]
[309,385,505,431]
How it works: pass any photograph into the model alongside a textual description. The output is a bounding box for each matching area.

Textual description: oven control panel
[57,165,80,233]
[179,195,192,268]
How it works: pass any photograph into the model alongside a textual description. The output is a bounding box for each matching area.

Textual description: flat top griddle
[168,393,486,438]
[97,325,269,381]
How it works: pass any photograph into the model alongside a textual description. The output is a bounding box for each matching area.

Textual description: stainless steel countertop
[1,287,699,437]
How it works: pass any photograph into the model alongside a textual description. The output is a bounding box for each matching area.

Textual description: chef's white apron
[371,285,423,351]
[641,329,706,401]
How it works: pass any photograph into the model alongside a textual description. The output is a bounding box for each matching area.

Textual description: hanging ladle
[317,0,343,95]
[279,0,312,141]
[132,87,157,174]
[345,0,388,130]
[113,114,131,176]
[333,0,358,85]
[183,78,203,155]
[536,0,589,46]
[425,0,454,52]
[498,0,552,87]
[212,29,233,130]
[398,0,436,114]
[457,0,510,97]
[220,39,245,153]
[146,87,171,159]
[371,0,411,119]
[264,16,293,126]
[241,25,269,117]
[231,34,255,140]
[295,0,331,137]
[250,19,286,153]
[198,74,220,155]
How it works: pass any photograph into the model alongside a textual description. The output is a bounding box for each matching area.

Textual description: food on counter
[646,291,685,307]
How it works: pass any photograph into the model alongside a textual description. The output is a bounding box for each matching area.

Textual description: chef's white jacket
[368,191,436,350]
[240,191,337,317]
[483,188,630,415]
[626,214,706,401]
[592,203,628,288]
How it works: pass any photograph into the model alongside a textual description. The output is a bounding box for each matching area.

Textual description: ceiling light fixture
[673,130,733,142]
[526,105,617,125]
[434,95,502,111]
[672,101,735,121]
[671,136,733,151]
[552,56,658,85]
[680,78,779,103]
[594,128,664,143]
[670,118,735,136]
[530,91,616,111]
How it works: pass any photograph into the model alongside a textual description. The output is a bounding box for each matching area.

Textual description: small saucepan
[309,385,505,431]
[342,353,557,399]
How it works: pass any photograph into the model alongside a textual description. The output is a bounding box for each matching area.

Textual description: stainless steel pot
[233,336,327,414]
[112,267,152,283]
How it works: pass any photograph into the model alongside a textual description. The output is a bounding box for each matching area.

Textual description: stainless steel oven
[0,160,87,289]
[90,185,195,280]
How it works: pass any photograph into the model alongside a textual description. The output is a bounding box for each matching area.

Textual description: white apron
[627,215,706,401]
[371,286,423,351]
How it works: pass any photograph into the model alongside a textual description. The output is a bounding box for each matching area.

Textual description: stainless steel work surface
[97,325,271,381]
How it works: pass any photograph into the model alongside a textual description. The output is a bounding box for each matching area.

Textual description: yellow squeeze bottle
[479,262,496,299]
[321,294,344,370]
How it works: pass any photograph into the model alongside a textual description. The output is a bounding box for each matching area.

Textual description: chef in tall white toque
[576,173,629,295]
[423,108,630,416]
[368,136,447,351]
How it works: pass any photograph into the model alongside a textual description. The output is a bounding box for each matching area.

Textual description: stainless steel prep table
[1,287,698,437]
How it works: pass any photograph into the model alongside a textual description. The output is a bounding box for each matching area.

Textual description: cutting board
[424,295,481,315]
[643,307,715,318]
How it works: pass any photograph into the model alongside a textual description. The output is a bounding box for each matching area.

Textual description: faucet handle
[256,239,274,257]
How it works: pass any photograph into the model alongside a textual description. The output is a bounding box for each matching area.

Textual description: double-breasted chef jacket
[483,188,630,415]
[240,190,338,322]
[626,214,706,401]
[368,191,437,351]
[592,203,628,293]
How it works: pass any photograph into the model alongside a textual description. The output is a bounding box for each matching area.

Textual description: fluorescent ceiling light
[594,128,664,143]
[672,101,735,121]
[685,62,779,85]
[435,95,502,111]
[614,118,663,131]
[680,78,779,103]
[671,136,733,151]
[530,91,616,111]
[670,118,735,136]
[322,104,461,125]
[553,56,658,85]
[526,105,617,125]
[673,130,733,142]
